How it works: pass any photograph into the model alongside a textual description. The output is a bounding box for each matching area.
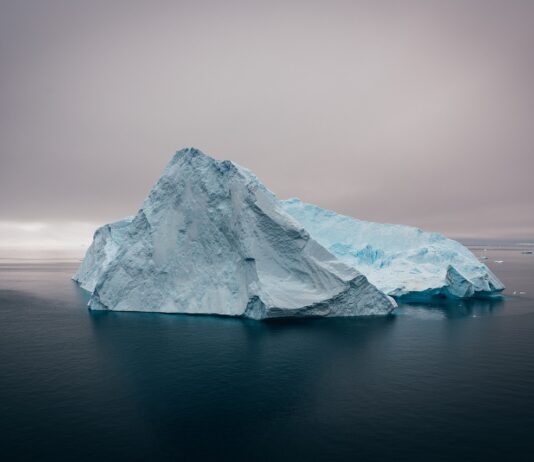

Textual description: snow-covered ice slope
[74,149,395,319]
[282,199,504,300]
[74,217,133,293]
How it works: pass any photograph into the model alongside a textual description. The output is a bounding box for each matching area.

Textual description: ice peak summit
[170,147,213,166]
[169,147,241,178]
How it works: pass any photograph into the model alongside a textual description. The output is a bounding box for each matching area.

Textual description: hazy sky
[1,0,533,250]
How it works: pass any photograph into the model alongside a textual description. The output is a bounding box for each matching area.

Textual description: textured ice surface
[282,199,504,300]
[74,216,133,293]
[74,149,395,319]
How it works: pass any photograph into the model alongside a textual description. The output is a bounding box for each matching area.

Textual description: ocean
[1,245,533,461]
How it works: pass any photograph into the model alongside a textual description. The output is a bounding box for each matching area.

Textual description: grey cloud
[1,0,533,240]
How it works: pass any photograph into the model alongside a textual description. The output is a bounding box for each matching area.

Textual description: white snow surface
[74,149,395,319]
[281,199,505,300]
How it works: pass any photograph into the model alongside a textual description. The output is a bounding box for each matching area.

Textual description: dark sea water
[1,247,533,461]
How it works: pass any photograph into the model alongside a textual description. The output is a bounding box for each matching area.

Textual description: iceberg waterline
[74,148,504,319]
[74,148,395,319]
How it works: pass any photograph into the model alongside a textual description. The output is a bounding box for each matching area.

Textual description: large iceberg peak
[74,149,395,319]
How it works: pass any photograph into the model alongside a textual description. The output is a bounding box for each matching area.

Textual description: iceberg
[74,149,395,319]
[281,199,504,300]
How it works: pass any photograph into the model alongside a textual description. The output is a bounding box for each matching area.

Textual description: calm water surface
[1,247,533,461]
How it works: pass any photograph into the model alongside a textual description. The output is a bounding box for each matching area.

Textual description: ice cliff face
[74,217,133,293]
[281,199,504,300]
[74,149,395,319]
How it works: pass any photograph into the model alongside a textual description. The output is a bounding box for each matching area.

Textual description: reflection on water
[1,249,534,461]
[396,297,505,320]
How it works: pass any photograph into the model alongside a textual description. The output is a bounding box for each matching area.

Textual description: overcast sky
[1,0,533,250]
